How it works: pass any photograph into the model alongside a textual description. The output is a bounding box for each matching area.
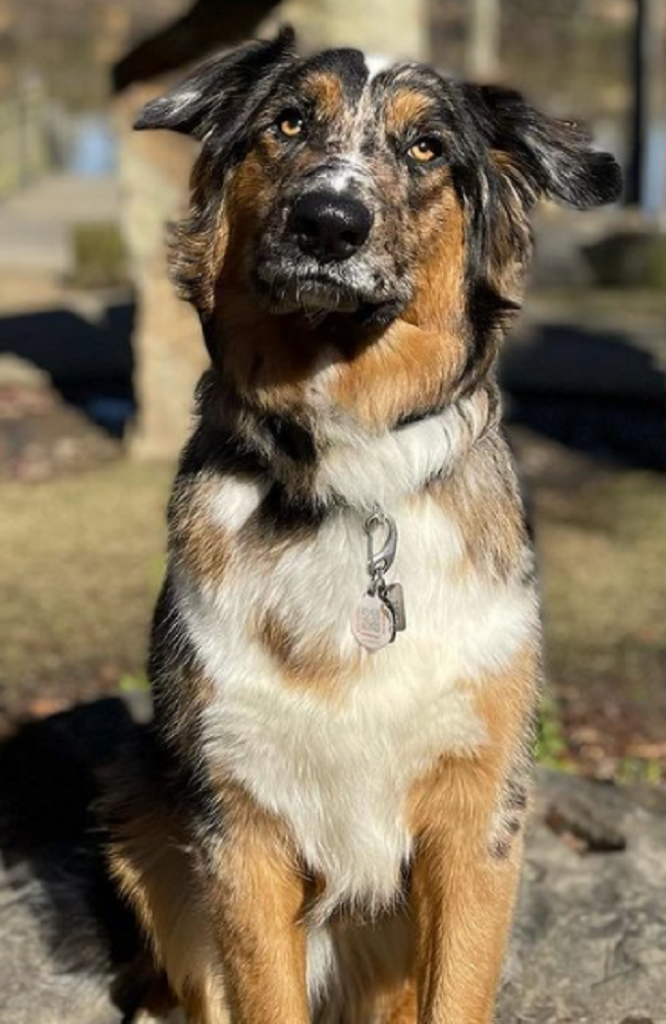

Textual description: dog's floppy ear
[464,84,622,209]
[134,27,296,141]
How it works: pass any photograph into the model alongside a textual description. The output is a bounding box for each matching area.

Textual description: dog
[105,28,621,1024]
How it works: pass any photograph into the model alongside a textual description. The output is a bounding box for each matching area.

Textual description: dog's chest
[175,477,533,916]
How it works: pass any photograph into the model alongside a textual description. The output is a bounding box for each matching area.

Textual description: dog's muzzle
[252,166,410,321]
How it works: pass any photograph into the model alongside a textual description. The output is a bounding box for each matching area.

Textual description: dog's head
[137,29,621,423]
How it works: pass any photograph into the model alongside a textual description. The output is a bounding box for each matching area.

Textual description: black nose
[288,191,373,261]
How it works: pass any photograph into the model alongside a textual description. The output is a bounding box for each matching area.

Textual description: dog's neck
[195,367,499,512]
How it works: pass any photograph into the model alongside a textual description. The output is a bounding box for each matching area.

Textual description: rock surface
[1,697,665,1023]
[499,773,666,1024]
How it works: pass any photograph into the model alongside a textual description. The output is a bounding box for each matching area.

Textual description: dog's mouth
[253,254,410,325]
[258,268,362,313]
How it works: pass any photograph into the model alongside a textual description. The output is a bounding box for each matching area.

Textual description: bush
[584,230,666,289]
[69,222,129,289]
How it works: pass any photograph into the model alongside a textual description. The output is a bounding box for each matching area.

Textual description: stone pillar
[264,0,428,59]
[467,0,500,79]
[116,85,205,459]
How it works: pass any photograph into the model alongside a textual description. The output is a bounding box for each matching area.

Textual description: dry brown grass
[0,459,172,709]
[537,469,666,691]
[534,463,666,782]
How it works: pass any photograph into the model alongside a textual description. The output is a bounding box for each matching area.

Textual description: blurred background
[0,0,664,786]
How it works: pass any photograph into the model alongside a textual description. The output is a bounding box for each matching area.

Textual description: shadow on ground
[501,321,666,470]
[0,698,151,1022]
[0,302,135,436]
[0,295,663,468]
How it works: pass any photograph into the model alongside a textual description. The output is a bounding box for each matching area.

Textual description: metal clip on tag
[365,509,397,580]
[352,508,407,651]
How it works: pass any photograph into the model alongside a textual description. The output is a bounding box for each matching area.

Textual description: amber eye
[407,137,443,163]
[278,109,305,138]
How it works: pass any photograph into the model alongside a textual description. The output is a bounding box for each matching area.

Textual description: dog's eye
[278,110,305,138]
[407,137,443,164]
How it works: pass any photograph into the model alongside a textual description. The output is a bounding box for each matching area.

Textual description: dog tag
[352,592,394,651]
[385,582,407,634]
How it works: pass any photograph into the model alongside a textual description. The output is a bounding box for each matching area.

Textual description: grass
[533,464,666,783]
[0,460,171,706]
[536,698,573,772]
[537,470,666,693]
[69,222,130,289]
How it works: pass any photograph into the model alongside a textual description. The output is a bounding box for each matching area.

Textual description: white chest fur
[175,476,536,920]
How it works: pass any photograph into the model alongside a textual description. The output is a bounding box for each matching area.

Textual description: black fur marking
[291,47,369,104]
[505,777,529,813]
[263,414,318,463]
[461,83,623,209]
[176,425,265,489]
[394,405,446,430]
[148,583,236,841]
[490,837,512,861]
[148,577,198,741]
[134,28,296,141]
[458,280,521,396]
[255,482,327,534]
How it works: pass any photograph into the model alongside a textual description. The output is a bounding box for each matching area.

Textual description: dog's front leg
[197,802,310,1024]
[410,762,523,1024]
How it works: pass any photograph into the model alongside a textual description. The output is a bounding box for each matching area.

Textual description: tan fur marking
[214,295,322,409]
[104,771,228,1023]
[106,767,314,1022]
[256,610,353,695]
[376,982,418,1024]
[410,825,521,1024]
[402,186,466,334]
[385,90,437,136]
[201,784,311,1024]
[171,477,233,585]
[404,646,537,1024]
[330,188,468,429]
[408,645,538,828]
[303,71,345,122]
[473,642,538,753]
[209,151,324,404]
[331,318,463,429]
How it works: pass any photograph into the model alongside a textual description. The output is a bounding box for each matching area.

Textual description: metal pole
[626,0,647,207]
[644,0,666,218]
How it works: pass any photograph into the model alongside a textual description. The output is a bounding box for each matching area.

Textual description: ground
[513,429,666,785]
[0,457,170,723]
